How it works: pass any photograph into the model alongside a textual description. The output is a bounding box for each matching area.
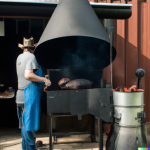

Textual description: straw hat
[18,37,37,49]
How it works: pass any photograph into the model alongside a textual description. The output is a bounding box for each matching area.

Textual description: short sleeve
[25,56,39,70]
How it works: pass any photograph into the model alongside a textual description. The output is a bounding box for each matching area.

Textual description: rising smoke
[57,36,111,71]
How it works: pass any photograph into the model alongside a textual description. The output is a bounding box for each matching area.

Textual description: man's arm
[24,69,51,86]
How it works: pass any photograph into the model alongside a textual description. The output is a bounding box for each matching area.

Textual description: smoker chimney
[34,0,116,70]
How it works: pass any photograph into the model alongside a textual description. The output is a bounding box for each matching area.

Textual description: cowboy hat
[18,37,37,49]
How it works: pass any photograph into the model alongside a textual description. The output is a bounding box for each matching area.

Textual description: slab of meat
[58,79,93,90]
[58,78,71,87]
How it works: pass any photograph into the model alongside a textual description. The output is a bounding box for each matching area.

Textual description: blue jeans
[17,104,37,150]
[21,127,37,150]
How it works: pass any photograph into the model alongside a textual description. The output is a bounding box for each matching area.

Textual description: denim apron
[23,67,43,132]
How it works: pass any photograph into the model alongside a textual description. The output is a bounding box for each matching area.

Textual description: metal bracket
[135,111,146,119]
[114,109,122,119]
[78,114,82,120]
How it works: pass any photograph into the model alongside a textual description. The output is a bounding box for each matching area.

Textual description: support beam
[0,1,132,19]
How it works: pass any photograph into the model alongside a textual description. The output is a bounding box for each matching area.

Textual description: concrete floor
[0,128,107,150]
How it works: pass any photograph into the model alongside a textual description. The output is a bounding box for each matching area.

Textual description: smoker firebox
[47,69,113,150]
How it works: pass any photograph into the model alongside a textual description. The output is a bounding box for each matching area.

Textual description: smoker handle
[135,69,145,89]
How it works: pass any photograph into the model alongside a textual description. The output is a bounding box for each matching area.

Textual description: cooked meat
[58,79,93,90]
[112,85,144,92]
[58,78,71,88]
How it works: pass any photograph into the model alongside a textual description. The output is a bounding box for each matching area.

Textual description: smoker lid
[34,0,116,70]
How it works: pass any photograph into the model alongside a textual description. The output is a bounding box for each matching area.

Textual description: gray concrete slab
[0,128,107,150]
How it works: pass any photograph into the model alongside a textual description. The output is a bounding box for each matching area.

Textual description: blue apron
[23,67,43,132]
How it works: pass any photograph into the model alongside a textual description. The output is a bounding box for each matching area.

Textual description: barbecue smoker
[106,69,149,150]
[106,90,147,150]
[34,0,148,149]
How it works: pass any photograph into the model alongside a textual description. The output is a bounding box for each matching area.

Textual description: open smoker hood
[34,0,117,70]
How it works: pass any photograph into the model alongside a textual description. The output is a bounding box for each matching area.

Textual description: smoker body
[46,69,113,150]
[47,89,113,150]
[106,91,147,150]
[46,69,113,123]
[47,88,113,122]
[113,92,144,126]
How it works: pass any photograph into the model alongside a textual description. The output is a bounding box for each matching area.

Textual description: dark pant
[21,127,37,150]
[17,104,37,150]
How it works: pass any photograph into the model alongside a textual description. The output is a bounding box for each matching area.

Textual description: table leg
[49,114,52,150]
[91,115,96,142]
[99,118,103,150]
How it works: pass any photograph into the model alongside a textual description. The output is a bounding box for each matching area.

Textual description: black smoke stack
[34,0,116,70]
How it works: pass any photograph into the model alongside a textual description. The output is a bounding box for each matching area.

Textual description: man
[16,37,51,150]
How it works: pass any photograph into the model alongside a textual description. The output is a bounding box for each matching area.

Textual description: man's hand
[44,78,51,86]
[44,86,48,92]
[25,69,52,92]
[44,79,51,92]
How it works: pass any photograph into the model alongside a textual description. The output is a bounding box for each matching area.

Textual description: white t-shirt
[16,52,39,103]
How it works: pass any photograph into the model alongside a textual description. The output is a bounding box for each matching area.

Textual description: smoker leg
[49,114,53,150]
[98,118,103,150]
[91,115,96,142]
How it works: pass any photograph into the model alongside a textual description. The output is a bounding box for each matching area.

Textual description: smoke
[55,36,112,71]
[53,36,107,84]
[62,37,99,70]
[71,54,84,68]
